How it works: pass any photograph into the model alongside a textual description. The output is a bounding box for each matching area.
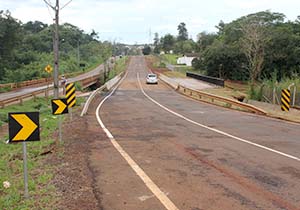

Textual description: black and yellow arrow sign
[51,98,68,115]
[8,112,40,143]
[66,83,76,108]
[281,89,291,111]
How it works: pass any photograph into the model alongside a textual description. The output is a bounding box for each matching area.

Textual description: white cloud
[1,0,300,44]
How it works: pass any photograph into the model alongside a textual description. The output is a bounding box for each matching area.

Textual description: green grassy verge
[108,56,129,80]
[160,54,179,65]
[0,96,84,209]
[0,86,12,93]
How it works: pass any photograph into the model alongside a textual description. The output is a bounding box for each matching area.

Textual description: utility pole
[77,40,80,68]
[53,0,59,99]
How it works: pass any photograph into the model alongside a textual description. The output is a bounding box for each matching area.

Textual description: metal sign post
[58,116,62,142]
[22,142,29,199]
[69,108,73,121]
[8,112,40,199]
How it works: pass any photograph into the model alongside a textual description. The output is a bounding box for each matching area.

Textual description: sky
[1,0,300,44]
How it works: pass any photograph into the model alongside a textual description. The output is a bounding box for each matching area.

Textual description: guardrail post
[293,86,296,106]
[45,89,48,99]
[20,98,23,105]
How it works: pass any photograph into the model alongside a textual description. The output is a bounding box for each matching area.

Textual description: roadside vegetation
[0,10,112,84]
[0,97,84,209]
[108,56,129,80]
[146,11,300,104]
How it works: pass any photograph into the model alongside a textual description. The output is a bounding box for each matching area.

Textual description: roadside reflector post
[65,83,76,121]
[292,85,297,107]
[281,89,291,111]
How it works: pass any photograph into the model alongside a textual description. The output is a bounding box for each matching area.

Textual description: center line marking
[137,72,300,162]
[96,70,180,210]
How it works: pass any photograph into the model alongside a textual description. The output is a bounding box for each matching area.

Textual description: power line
[60,0,73,10]
[43,0,54,9]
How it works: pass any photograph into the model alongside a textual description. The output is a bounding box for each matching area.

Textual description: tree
[240,21,267,84]
[153,32,160,54]
[197,32,217,52]
[23,21,47,33]
[238,11,284,83]
[142,45,151,55]
[161,34,175,52]
[177,22,188,41]
[0,10,22,80]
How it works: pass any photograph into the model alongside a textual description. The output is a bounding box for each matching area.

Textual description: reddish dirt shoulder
[46,96,106,210]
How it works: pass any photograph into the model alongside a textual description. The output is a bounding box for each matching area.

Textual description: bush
[248,84,263,101]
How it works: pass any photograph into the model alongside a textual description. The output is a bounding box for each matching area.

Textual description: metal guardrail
[0,78,52,90]
[0,72,83,90]
[80,71,125,116]
[0,89,50,108]
[186,72,225,87]
[159,74,266,115]
[177,85,266,115]
[0,76,100,108]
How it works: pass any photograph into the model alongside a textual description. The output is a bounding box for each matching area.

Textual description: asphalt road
[94,56,300,210]
[0,62,105,101]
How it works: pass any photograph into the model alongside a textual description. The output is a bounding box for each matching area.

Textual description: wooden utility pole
[53,0,59,98]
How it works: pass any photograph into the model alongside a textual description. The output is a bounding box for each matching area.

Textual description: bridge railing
[0,76,100,108]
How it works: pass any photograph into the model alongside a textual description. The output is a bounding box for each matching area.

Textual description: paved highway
[93,56,300,210]
[0,62,106,101]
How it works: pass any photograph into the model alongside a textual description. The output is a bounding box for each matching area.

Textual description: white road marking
[137,73,300,162]
[95,71,180,210]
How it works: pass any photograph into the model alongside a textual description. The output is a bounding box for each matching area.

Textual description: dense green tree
[177,22,188,41]
[160,34,175,53]
[0,10,22,80]
[174,40,195,54]
[196,32,217,52]
[193,10,300,82]
[142,45,151,55]
[23,21,48,33]
[0,11,113,83]
[153,32,160,54]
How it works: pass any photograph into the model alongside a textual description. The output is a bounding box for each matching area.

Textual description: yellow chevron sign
[52,98,68,115]
[281,89,291,111]
[8,112,40,142]
[65,83,76,108]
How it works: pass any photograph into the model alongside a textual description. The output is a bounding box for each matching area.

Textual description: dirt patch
[0,123,8,139]
[46,97,105,210]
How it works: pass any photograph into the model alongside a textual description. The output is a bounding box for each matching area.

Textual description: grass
[160,54,179,65]
[108,56,129,80]
[164,71,186,78]
[202,87,247,100]
[0,86,12,93]
[0,96,84,209]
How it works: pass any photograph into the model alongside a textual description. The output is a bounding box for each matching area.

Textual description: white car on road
[146,73,158,84]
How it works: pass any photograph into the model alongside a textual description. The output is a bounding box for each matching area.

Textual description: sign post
[8,112,40,199]
[22,142,29,198]
[44,65,53,98]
